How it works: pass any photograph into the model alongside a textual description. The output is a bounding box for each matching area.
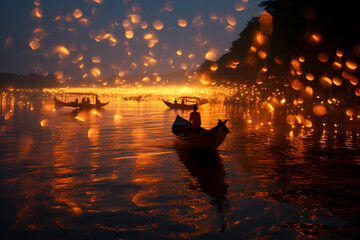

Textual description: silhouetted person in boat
[174,98,177,104]
[86,97,91,105]
[81,97,86,105]
[75,98,78,104]
[96,97,100,104]
[181,99,185,105]
[190,105,201,134]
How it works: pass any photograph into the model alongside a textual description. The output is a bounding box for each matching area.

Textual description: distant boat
[54,92,109,110]
[171,115,229,151]
[163,96,208,109]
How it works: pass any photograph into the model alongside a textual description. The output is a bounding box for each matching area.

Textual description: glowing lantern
[210,63,218,71]
[318,53,328,62]
[31,7,43,18]
[302,86,313,99]
[91,67,101,77]
[73,9,83,18]
[346,61,357,70]
[286,114,296,125]
[336,50,343,57]
[153,20,164,30]
[54,71,64,79]
[205,48,219,61]
[234,0,246,11]
[306,73,314,81]
[131,14,141,24]
[346,109,354,116]
[29,40,40,50]
[304,119,312,128]
[226,14,236,26]
[332,61,342,70]
[164,1,175,11]
[355,88,360,96]
[332,76,342,86]
[350,76,359,86]
[176,50,183,56]
[40,119,48,127]
[320,76,332,87]
[291,79,304,90]
[178,19,187,27]
[92,56,101,63]
[313,104,327,116]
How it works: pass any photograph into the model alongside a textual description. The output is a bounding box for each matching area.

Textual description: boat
[54,92,109,110]
[171,115,229,151]
[163,100,196,109]
[163,96,208,110]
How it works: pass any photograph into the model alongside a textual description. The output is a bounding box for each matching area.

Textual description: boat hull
[172,115,229,151]
[163,100,196,110]
[54,99,109,110]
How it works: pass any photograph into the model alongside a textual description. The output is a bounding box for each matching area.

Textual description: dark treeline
[198,0,360,104]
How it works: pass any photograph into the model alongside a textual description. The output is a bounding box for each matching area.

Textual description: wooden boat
[163,96,208,110]
[163,100,196,109]
[172,115,229,151]
[54,92,109,110]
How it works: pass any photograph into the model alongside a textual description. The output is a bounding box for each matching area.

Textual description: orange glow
[350,75,359,85]
[332,61,342,70]
[291,79,304,90]
[164,1,175,11]
[54,71,64,79]
[291,58,301,70]
[205,48,219,61]
[176,50,183,56]
[40,119,49,127]
[355,88,360,96]
[320,76,332,87]
[234,1,247,11]
[346,60,357,70]
[91,67,101,77]
[92,56,101,63]
[255,32,267,45]
[29,40,40,50]
[332,76,342,86]
[304,119,312,128]
[313,104,327,116]
[73,9,83,18]
[302,86,313,99]
[226,14,236,26]
[317,53,328,62]
[257,50,267,59]
[306,73,314,81]
[31,7,43,18]
[286,114,296,125]
[88,128,99,140]
[125,30,134,39]
[346,109,354,116]
[336,50,343,57]
[52,45,70,59]
[153,20,164,30]
[178,19,187,27]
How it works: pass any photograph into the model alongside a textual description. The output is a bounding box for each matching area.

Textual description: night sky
[0,0,262,82]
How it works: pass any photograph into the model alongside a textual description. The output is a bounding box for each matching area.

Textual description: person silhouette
[189,105,201,134]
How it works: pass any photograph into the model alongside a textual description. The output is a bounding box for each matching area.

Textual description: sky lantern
[73,9,83,18]
[313,104,327,116]
[205,48,219,61]
[178,19,187,27]
[153,20,164,30]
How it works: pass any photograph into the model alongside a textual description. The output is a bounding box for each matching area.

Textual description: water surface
[1,92,360,239]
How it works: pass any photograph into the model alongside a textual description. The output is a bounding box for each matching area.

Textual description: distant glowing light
[205,48,219,61]
[54,71,64,79]
[176,50,183,56]
[332,76,342,86]
[235,1,246,11]
[317,53,328,62]
[164,1,175,12]
[226,14,236,26]
[346,60,357,70]
[31,7,43,18]
[306,73,314,81]
[92,56,101,63]
[29,40,40,50]
[313,104,327,116]
[73,9,83,18]
[153,20,164,30]
[91,67,101,77]
[210,63,218,71]
[320,76,332,87]
[177,19,187,27]
[40,119,48,127]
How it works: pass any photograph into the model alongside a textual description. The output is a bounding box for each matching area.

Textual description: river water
[0,90,360,239]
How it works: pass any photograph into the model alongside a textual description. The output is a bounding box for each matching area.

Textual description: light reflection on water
[1,92,360,239]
